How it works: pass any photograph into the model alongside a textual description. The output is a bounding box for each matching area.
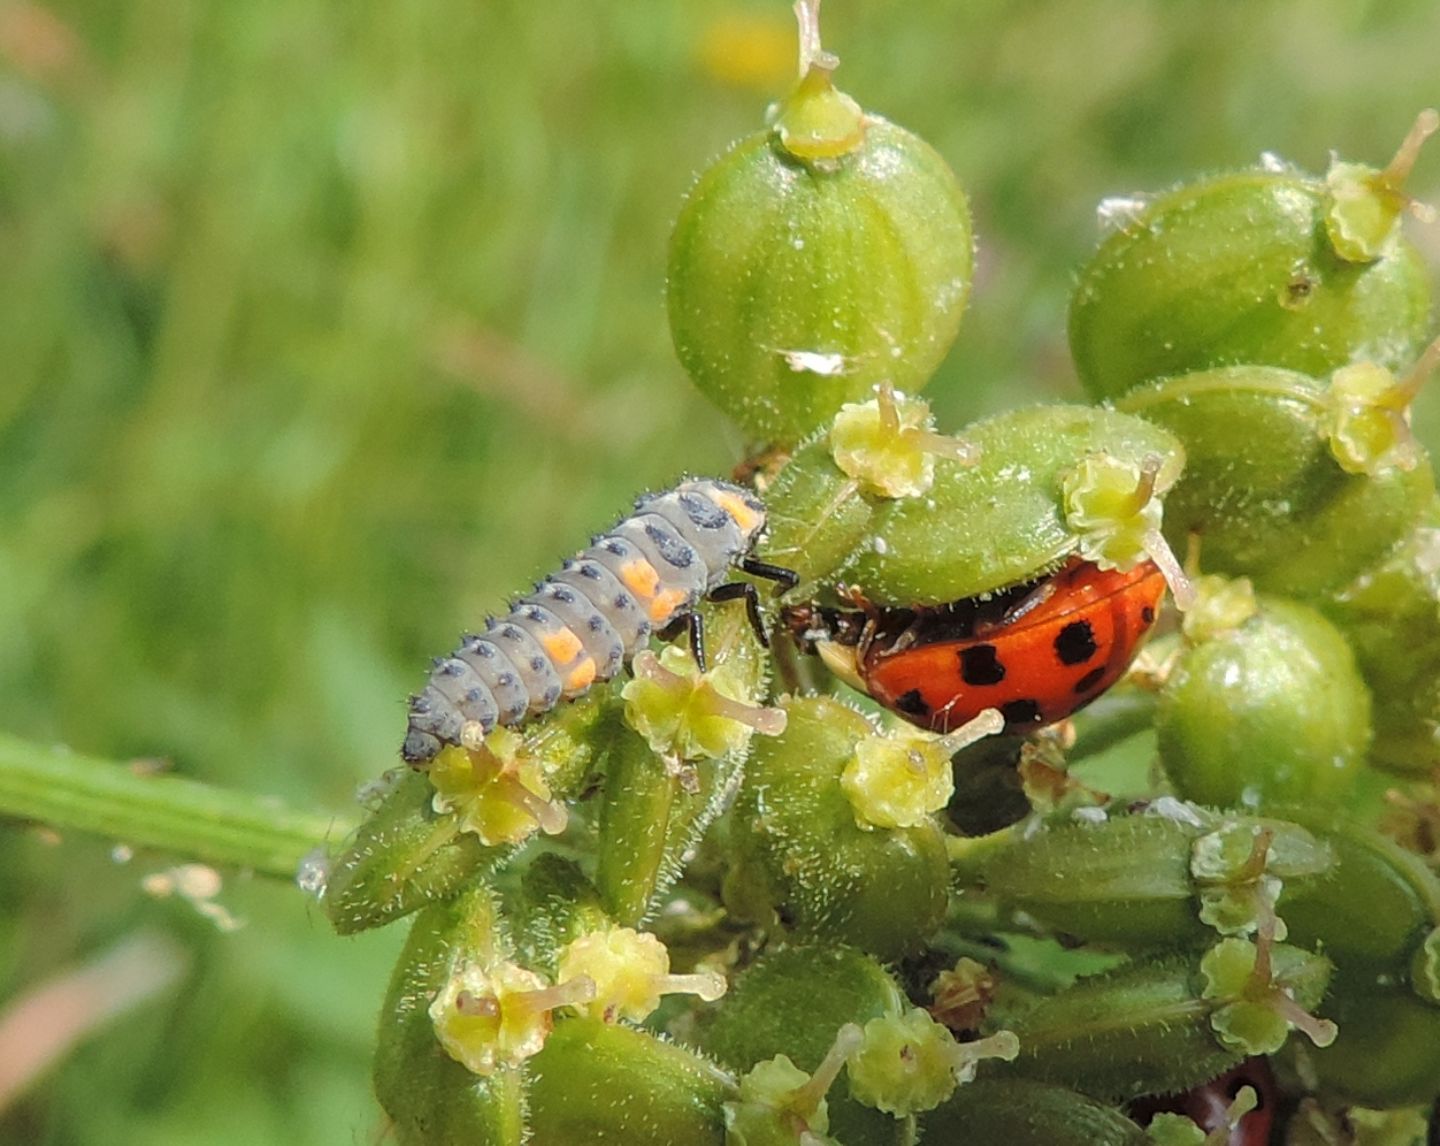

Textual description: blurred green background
[0,0,1436,1140]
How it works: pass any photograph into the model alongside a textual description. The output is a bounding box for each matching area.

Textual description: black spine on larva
[402,478,768,765]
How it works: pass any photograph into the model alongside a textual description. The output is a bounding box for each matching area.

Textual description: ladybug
[404,478,796,765]
[1129,1058,1276,1146]
[791,557,1166,734]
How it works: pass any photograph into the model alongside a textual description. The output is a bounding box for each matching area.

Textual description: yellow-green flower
[557,926,726,1023]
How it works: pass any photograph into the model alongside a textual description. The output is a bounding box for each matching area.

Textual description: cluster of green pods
[322,5,1440,1141]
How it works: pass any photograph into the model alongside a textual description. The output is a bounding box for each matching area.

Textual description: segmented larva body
[402,479,768,764]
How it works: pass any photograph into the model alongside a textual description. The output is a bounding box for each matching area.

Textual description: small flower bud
[1323,336,1439,477]
[429,960,596,1077]
[1323,108,1439,262]
[623,646,786,762]
[846,1009,1018,1116]
[428,731,567,848]
[556,926,726,1023]
[829,383,978,500]
[839,731,954,830]
[1062,453,1194,610]
[724,1024,863,1146]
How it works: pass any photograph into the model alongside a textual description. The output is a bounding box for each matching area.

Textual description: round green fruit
[668,115,972,446]
[1157,592,1372,808]
[1070,116,1436,402]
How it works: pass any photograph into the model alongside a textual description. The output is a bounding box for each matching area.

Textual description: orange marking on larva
[540,627,585,665]
[709,489,761,533]
[620,559,661,600]
[565,657,597,692]
[649,587,689,624]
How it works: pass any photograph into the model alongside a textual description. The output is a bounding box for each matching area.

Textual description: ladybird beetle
[793,557,1166,734]
[1130,1057,1275,1146]
[403,478,796,765]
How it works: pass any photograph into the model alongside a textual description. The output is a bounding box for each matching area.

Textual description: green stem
[1066,688,1158,762]
[0,732,357,879]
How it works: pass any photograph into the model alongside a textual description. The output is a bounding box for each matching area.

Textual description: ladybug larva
[402,478,794,765]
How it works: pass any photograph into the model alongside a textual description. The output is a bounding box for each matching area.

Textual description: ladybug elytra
[795,557,1166,734]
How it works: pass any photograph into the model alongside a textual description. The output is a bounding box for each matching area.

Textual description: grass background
[1,1,1437,1140]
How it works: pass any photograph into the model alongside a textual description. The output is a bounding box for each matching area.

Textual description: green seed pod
[666,5,972,447]
[1156,588,1372,809]
[1320,504,1440,772]
[725,695,951,960]
[920,1079,1150,1145]
[324,771,503,935]
[527,1017,731,1145]
[597,603,778,924]
[1069,113,1436,403]
[702,945,909,1145]
[1272,805,1440,974]
[1118,367,1435,598]
[758,432,877,594]
[513,854,612,968]
[977,807,1333,949]
[373,887,526,1145]
[1298,975,1440,1109]
[1002,940,1332,1100]
[846,404,1185,606]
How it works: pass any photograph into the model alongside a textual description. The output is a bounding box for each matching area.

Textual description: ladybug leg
[708,581,770,649]
[738,556,800,597]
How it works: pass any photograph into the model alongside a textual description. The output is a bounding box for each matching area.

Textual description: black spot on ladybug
[959,644,1006,686]
[1141,605,1156,625]
[1054,620,1098,666]
[1073,666,1106,694]
[894,689,930,716]
[1000,699,1043,725]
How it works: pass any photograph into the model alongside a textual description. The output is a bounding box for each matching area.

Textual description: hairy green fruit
[703,946,908,1145]
[846,404,1184,605]
[1157,594,1372,808]
[1320,505,1440,772]
[920,1079,1150,1145]
[1299,976,1440,1109]
[667,116,972,446]
[977,808,1332,948]
[1276,806,1440,974]
[373,889,526,1145]
[527,1018,731,1145]
[1002,941,1332,1100]
[725,696,950,960]
[1070,134,1433,402]
[1119,366,1435,598]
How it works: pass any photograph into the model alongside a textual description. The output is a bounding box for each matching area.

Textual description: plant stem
[0,733,357,880]
[1066,688,1158,762]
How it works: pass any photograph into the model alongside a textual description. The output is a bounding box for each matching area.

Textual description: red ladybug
[795,558,1166,734]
